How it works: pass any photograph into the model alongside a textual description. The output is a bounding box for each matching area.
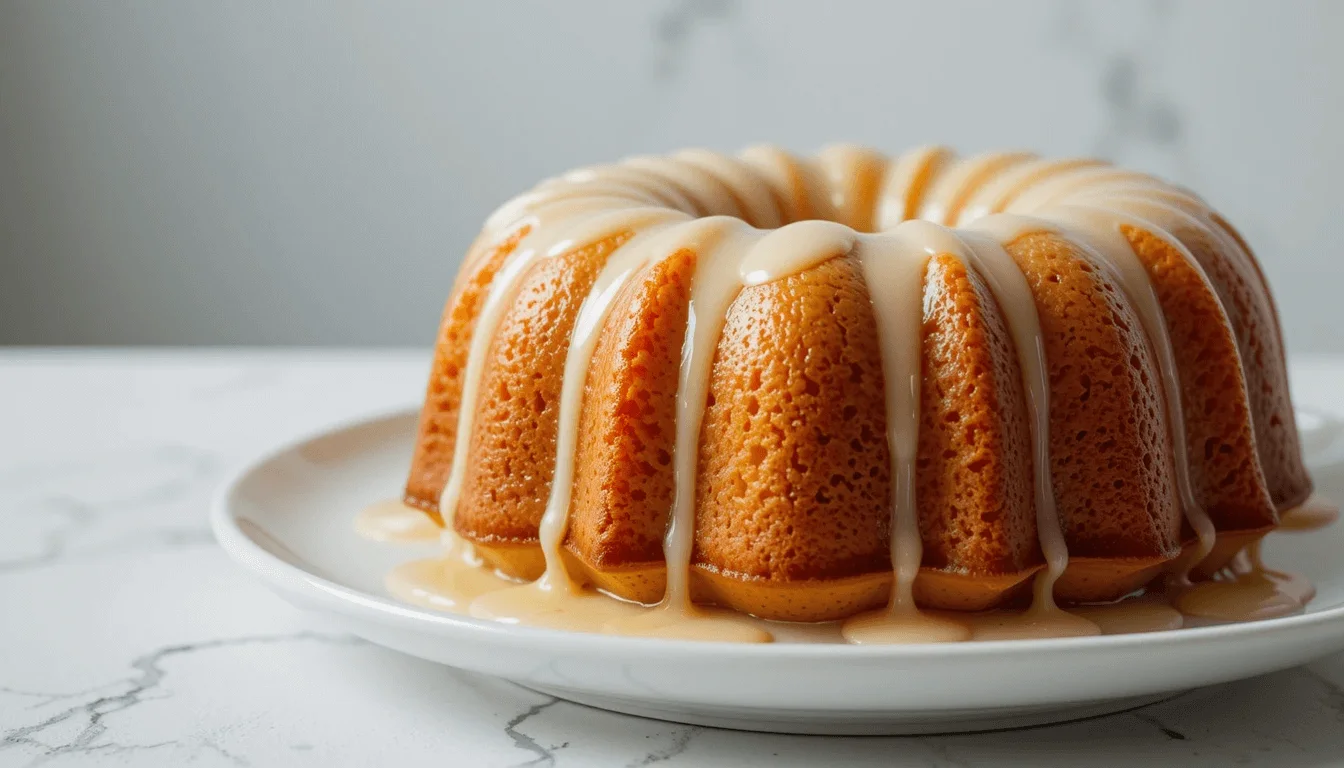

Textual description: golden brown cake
[401,145,1312,625]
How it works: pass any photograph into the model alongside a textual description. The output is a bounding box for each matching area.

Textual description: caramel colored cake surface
[401,145,1312,625]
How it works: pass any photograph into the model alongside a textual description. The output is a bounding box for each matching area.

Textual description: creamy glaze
[841,223,974,644]
[1070,595,1185,635]
[361,498,1328,641]
[468,578,650,632]
[369,144,1329,643]
[954,157,1103,226]
[918,152,1033,225]
[955,218,1100,639]
[1279,494,1340,531]
[437,207,676,528]
[354,499,443,543]
[738,145,836,223]
[384,533,511,614]
[1175,542,1315,622]
[661,219,761,611]
[876,146,951,230]
[534,217,691,593]
[1169,495,1337,622]
[1044,205,1219,580]
[816,144,888,232]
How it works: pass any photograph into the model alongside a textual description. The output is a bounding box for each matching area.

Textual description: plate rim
[210,401,1344,663]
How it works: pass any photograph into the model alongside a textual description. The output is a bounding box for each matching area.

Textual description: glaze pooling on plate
[359,496,1335,643]
[353,499,442,544]
[212,398,1344,733]
[392,144,1323,642]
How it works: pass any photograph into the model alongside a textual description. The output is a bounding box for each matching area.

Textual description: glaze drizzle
[391,145,1329,642]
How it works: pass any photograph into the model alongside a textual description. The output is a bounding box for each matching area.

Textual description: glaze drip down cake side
[369,144,1335,643]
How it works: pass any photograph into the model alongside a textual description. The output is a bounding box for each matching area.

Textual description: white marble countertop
[3,349,1343,767]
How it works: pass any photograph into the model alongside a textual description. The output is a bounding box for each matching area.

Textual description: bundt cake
[398,144,1316,636]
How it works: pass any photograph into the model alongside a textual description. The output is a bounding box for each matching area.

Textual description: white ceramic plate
[211,365,1344,735]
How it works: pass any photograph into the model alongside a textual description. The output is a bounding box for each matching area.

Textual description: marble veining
[3,350,1344,767]
[1,632,361,765]
[1047,0,1195,182]
[625,727,698,767]
[0,444,218,574]
[652,0,741,80]
[503,698,567,767]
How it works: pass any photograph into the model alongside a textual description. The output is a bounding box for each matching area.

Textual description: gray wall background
[3,1,1343,351]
